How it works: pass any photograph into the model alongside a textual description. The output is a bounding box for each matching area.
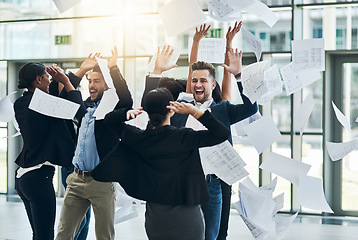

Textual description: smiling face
[87,71,108,102]
[191,69,216,103]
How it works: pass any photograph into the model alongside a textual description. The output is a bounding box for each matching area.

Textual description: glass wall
[0,61,7,193]
[1,0,358,216]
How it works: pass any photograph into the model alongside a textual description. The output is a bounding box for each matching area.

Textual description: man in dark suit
[142,46,258,240]
[56,47,133,240]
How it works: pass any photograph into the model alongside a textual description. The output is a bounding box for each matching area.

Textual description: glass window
[303,78,323,132]
[243,10,292,52]
[271,134,291,210]
[0,129,7,193]
[1,17,124,60]
[342,62,358,211]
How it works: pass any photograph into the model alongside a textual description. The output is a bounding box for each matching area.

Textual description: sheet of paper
[147,44,181,77]
[52,0,82,13]
[332,101,352,135]
[188,38,226,64]
[242,61,268,103]
[260,152,311,186]
[260,177,277,192]
[231,111,261,137]
[244,115,282,154]
[326,140,358,161]
[242,28,262,62]
[243,0,279,28]
[298,175,333,213]
[225,0,254,12]
[208,6,242,22]
[177,92,194,102]
[233,201,269,240]
[208,0,235,19]
[115,211,138,224]
[199,141,248,185]
[258,64,283,105]
[2,132,21,139]
[293,93,314,135]
[272,193,285,215]
[113,183,139,224]
[159,0,206,37]
[275,212,299,240]
[95,57,115,89]
[28,88,80,120]
[93,89,119,120]
[238,181,276,232]
[0,93,15,122]
[292,38,325,72]
[280,62,321,95]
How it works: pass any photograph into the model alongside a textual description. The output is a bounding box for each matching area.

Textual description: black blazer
[92,109,230,206]
[14,89,86,168]
[77,65,133,161]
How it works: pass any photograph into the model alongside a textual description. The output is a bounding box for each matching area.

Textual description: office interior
[1,0,358,239]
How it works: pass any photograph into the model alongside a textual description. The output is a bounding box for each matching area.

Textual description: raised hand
[167,101,203,119]
[222,48,242,77]
[108,46,118,68]
[126,107,144,120]
[193,23,211,43]
[75,53,101,78]
[46,66,69,84]
[152,45,178,75]
[226,21,242,47]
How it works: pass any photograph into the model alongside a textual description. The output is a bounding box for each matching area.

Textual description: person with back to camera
[14,63,86,240]
[93,87,229,240]
[142,42,258,240]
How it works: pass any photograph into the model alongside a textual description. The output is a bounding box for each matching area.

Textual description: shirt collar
[194,99,213,110]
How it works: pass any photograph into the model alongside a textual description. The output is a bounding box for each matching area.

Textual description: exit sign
[206,29,222,38]
[55,35,72,45]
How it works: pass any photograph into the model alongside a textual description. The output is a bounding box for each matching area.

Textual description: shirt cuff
[149,73,162,78]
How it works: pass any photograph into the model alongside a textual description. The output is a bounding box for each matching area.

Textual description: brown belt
[74,167,92,177]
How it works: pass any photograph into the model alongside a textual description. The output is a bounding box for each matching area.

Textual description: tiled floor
[1,195,358,240]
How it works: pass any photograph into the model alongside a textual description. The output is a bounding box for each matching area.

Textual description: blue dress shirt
[72,101,101,171]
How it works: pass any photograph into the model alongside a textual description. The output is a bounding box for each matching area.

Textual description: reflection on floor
[1,195,358,240]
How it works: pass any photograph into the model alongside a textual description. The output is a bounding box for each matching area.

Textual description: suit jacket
[141,76,258,144]
[14,89,86,168]
[77,65,133,161]
[92,109,229,206]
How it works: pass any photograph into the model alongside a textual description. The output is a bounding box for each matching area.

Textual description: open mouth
[195,90,204,96]
[90,89,98,97]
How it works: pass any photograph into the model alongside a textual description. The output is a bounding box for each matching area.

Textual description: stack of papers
[233,177,289,239]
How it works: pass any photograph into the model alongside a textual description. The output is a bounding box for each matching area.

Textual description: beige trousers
[56,172,115,240]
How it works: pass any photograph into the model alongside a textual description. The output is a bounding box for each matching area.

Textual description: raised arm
[186,24,211,93]
[75,53,101,79]
[223,49,258,123]
[108,46,133,109]
[222,21,242,101]
[46,66,86,119]
[141,45,177,106]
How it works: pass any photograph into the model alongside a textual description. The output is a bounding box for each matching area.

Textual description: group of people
[14,21,258,240]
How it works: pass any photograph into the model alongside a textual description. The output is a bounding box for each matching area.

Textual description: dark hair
[143,88,174,127]
[92,64,102,73]
[191,61,216,80]
[159,77,186,100]
[213,83,223,103]
[191,61,223,102]
[18,62,46,89]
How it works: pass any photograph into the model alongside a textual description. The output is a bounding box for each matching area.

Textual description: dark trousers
[15,165,56,240]
[217,180,232,240]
